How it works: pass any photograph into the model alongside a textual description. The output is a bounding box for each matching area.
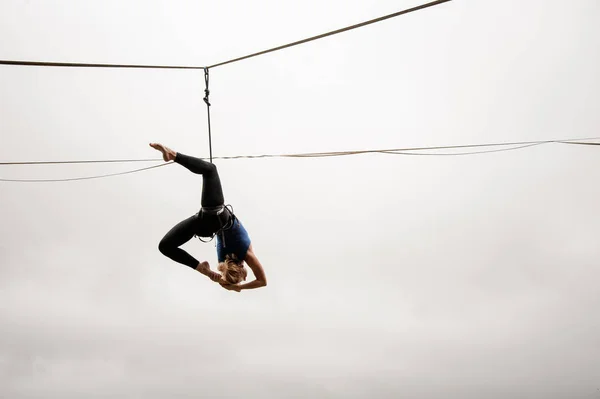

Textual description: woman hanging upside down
[149,143,267,292]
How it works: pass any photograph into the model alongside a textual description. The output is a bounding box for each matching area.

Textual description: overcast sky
[1,0,600,398]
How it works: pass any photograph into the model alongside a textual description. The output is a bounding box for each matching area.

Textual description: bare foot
[197,261,222,282]
[149,143,177,162]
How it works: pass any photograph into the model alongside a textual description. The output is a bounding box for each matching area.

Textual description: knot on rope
[203,67,211,106]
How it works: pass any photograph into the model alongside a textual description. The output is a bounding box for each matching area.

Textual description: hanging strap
[195,205,236,247]
[203,67,213,163]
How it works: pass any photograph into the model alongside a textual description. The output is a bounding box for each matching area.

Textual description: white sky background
[1,0,600,398]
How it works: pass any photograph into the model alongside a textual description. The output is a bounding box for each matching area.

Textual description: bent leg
[158,215,200,269]
[175,152,224,208]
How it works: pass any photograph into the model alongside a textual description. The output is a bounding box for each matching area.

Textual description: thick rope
[0,0,452,71]
[0,60,203,69]
[208,0,452,69]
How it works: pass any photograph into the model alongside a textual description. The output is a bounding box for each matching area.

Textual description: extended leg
[174,152,224,208]
[149,143,225,208]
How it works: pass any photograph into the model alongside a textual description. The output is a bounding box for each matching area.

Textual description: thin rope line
[203,67,213,163]
[379,143,545,156]
[0,0,452,71]
[0,162,172,183]
[208,137,600,159]
[2,138,599,183]
[560,141,600,146]
[1,137,599,166]
[0,158,163,165]
[207,106,213,163]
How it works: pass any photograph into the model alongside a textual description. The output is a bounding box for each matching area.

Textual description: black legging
[158,152,229,269]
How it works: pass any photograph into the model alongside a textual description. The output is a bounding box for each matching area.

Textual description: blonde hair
[218,254,248,284]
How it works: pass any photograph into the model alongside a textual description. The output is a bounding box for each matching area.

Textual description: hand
[208,271,222,282]
[197,261,222,282]
[220,282,241,292]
